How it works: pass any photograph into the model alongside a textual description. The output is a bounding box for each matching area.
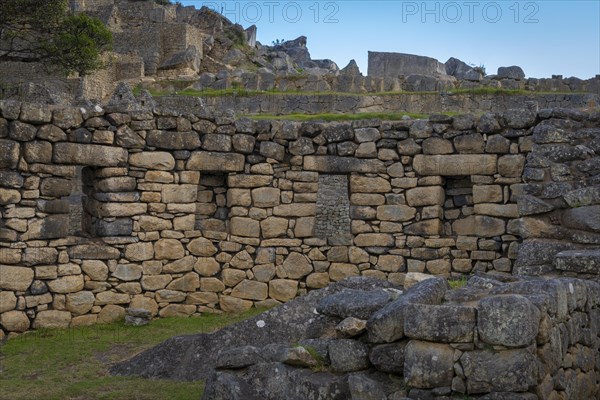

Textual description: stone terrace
[0,98,598,336]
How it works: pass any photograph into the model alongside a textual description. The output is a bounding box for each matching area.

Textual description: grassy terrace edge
[134,85,586,98]
[0,308,267,400]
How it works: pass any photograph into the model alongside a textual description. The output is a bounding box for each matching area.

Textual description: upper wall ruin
[0,96,598,337]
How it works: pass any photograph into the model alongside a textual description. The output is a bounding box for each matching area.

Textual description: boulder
[367,277,448,343]
[110,277,396,381]
[316,288,392,320]
[497,66,525,80]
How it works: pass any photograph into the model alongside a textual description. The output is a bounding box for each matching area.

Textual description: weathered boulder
[111,277,396,381]
[367,277,448,343]
[316,288,393,320]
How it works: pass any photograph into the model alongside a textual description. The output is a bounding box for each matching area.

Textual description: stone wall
[193,69,600,95]
[0,100,598,337]
[198,92,598,116]
[201,275,600,399]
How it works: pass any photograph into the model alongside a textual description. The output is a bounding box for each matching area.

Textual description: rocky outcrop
[110,277,397,380]
[196,275,600,399]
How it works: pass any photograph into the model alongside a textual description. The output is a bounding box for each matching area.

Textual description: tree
[44,14,112,76]
[0,0,112,76]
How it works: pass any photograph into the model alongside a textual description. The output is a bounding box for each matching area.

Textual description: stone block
[22,247,58,266]
[376,205,416,222]
[9,120,37,141]
[47,275,84,293]
[53,143,128,166]
[404,304,476,342]
[0,171,23,189]
[187,151,245,172]
[129,152,175,170]
[33,310,71,329]
[112,264,143,281]
[453,133,485,153]
[232,134,256,154]
[474,204,519,218]
[350,176,391,193]
[260,217,288,238]
[231,280,268,301]
[66,291,95,315]
[37,124,67,142]
[154,239,185,260]
[155,289,187,302]
[422,137,453,154]
[329,339,369,373]
[159,304,196,318]
[219,296,253,313]
[228,174,272,188]
[413,155,497,176]
[367,277,448,343]
[81,260,108,281]
[473,185,503,203]
[478,295,540,347]
[202,134,232,152]
[252,187,280,207]
[498,154,525,177]
[141,275,172,291]
[273,204,316,217]
[404,341,454,388]
[24,140,52,163]
[474,216,506,237]
[306,272,330,288]
[188,238,218,257]
[317,288,391,320]
[329,263,360,281]
[167,273,200,292]
[280,252,312,279]
[369,342,407,374]
[404,219,442,236]
[0,310,30,332]
[259,141,285,161]
[377,255,405,272]
[230,217,260,238]
[306,153,388,173]
[269,279,298,302]
[294,217,315,238]
[354,233,394,247]
[0,291,17,313]
[162,184,197,203]
[0,139,20,168]
[555,250,600,274]
[98,305,126,323]
[0,265,34,291]
[406,186,445,207]
[146,130,200,150]
[461,349,537,394]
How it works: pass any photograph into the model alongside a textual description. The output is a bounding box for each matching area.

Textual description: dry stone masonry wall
[0,99,599,337]
[200,275,600,400]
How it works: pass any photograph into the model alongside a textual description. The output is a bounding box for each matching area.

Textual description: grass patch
[0,308,266,400]
[243,111,431,121]
[133,83,587,99]
[448,276,469,289]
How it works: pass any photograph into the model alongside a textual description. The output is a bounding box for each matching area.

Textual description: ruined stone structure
[368,51,448,78]
[198,276,600,400]
[0,96,598,338]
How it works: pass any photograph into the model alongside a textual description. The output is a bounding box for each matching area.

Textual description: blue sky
[178,1,600,79]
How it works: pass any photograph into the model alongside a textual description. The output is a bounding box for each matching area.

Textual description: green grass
[133,83,587,99]
[244,111,432,121]
[448,276,469,289]
[0,309,266,400]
